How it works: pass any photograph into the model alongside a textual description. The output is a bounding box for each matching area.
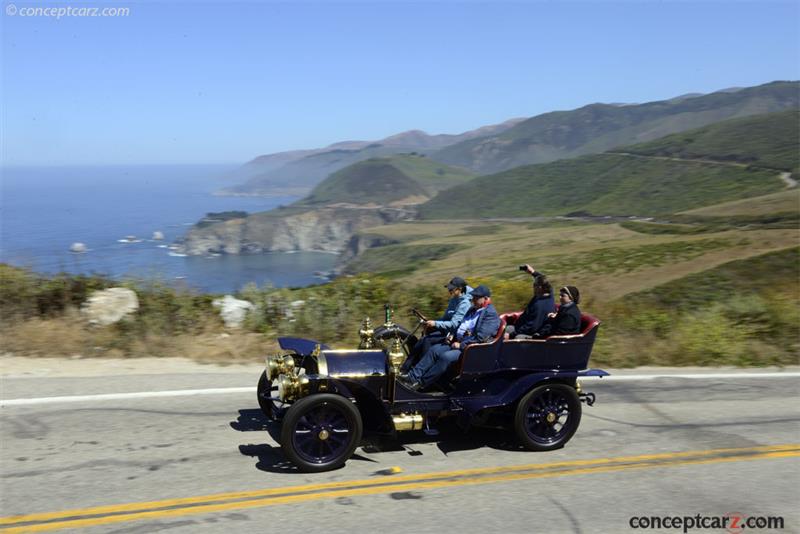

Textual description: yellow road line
[2,444,797,533]
[2,443,794,526]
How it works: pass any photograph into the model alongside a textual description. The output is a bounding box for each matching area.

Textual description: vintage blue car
[257,308,608,472]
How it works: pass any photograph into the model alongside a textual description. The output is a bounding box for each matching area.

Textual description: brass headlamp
[277,373,310,401]
[266,354,295,381]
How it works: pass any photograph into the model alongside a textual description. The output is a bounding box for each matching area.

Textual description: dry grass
[0,310,278,362]
[680,189,800,216]
[361,221,798,302]
[0,313,90,358]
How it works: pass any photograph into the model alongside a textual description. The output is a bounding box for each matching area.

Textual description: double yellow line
[2,444,797,533]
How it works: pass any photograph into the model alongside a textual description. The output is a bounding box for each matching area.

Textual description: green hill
[297,154,474,206]
[431,81,799,174]
[419,111,797,219]
[614,110,800,174]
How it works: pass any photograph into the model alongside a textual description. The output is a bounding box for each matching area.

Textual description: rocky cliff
[175,206,412,256]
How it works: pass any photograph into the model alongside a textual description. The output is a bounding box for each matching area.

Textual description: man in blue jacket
[402,276,472,370]
[400,285,500,391]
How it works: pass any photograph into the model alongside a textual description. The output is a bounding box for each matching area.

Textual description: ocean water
[0,165,337,293]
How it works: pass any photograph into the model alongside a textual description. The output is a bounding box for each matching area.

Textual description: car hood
[277,337,330,355]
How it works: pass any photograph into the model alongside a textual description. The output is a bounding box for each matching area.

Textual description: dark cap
[471,284,491,298]
[444,276,467,291]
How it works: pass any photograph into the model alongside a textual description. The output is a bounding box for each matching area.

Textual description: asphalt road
[1,365,799,534]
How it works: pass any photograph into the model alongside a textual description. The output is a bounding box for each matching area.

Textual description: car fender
[458,368,609,415]
[307,376,393,434]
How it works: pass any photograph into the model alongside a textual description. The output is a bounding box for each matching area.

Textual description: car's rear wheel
[280,393,363,472]
[257,370,283,420]
[514,383,581,451]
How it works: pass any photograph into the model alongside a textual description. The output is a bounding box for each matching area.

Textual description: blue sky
[2,1,799,166]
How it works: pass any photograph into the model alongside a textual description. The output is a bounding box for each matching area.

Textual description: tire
[514,383,582,451]
[280,393,363,472]
[257,370,281,420]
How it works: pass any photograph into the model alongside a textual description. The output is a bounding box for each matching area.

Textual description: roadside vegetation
[2,244,798,367]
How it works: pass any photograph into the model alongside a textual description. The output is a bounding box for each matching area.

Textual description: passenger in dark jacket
[537,285,582,336]
[401,285,500,390]
[505,264,555,339]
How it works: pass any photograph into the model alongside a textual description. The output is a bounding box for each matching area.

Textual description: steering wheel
[411,307,429,323]
[373,323,418,357]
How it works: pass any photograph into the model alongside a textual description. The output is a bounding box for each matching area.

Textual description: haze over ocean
[0,165,337,293]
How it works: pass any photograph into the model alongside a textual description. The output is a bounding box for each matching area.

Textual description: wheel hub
[546,412,557,424]
[318,429,330,440]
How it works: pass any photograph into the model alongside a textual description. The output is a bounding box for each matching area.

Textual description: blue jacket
[461,304,501,347]
[434,285,473,334]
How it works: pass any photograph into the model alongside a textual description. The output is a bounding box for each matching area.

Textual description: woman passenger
[537,285,581,336]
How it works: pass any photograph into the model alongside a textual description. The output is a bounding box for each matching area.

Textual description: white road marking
[0,387,254,406]
[1,372,798,407]
[581,372,800,381]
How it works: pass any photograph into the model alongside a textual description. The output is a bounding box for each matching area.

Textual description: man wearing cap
[400,284,500,391]
[402,276,472,371]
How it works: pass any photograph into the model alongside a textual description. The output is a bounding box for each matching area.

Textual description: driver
[402,276,472,371]
[400,284,500,391]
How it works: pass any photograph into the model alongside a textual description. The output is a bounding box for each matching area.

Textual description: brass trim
[321,349,386,354]
[328,370,386,378]
[392,413,423,432]
[317,353,329,377]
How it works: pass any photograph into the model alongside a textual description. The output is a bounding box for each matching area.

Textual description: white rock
[152,231,165,240]
[290,300,306,308]
[82,288,139,326]
[70,242,87,253]
[212,295,255,329]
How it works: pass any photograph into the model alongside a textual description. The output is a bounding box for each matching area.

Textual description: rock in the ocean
[152,231,165,240]
[82,288,139,326]
[70,242,88,253]
[212,295,255,329]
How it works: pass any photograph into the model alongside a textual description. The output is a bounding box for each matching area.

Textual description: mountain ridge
[429,80,799,174]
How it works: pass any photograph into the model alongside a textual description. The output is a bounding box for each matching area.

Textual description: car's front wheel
[280,393,363,472]
[257,370,284,420]
[514,383,582,451]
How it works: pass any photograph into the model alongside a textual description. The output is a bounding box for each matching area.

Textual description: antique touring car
[257,306,608,472]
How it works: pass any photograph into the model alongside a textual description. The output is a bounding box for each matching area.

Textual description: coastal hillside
[177,155,472,255]
[296,154,475,207]
[612,109,800,173]
[418,110,798,219]
[430,81,799,174]
[222,119,521,196]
